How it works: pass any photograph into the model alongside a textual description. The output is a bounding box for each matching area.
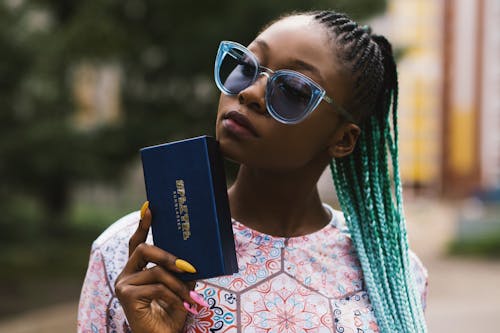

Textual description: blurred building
[442,0,500,196]
[371,0,500,197]
[478,0,500,192]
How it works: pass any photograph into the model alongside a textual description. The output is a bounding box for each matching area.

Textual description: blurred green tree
[0,0,385,237]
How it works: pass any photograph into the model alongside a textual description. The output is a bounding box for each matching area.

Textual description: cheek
[272,118,337,167]
[215,94,232,140]
[215,95,227,125]
[252,128,330,169]
[215,94,334,169]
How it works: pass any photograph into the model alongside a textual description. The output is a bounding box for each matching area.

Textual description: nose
[237,73,269,115]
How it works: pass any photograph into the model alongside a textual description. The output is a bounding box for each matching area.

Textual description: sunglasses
[214,41,354,124]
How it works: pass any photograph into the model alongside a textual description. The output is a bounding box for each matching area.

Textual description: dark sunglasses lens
[218,47,257,94]
[268,74,312,121]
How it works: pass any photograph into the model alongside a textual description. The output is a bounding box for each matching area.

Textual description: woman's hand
[115,201,208,333]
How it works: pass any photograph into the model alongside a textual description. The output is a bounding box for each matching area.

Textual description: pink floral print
[78,205,428,333]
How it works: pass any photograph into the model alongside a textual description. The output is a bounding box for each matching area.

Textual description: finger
[119,265,207,309]
[116,282,184,311]
[129,283,198,315]
[185,280,196,291]
[129,201,151,257]
[124,243,197,275]
[120,266,200,307]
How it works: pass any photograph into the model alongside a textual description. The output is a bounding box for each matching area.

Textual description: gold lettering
[174,179,190,240]
[176,180,185,196]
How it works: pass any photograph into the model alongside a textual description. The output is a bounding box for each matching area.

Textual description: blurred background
[0,0,498,332]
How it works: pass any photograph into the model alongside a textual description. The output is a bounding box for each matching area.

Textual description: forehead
[251,15,343,88]
[258,15,326,43]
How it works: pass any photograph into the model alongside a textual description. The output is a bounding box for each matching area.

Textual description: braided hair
[308,10,427,332]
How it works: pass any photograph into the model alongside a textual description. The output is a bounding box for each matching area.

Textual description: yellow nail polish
[175,259,197,273]
[140,201,149,220]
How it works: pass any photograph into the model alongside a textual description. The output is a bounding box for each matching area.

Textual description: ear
[327,123,361,158]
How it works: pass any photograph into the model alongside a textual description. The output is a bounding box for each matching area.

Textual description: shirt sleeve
[409,251,429,312]
[77,246,131,333]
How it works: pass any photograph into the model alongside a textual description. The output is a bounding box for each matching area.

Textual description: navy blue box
[140,135,238,281]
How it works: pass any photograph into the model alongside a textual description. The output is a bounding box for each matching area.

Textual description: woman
[78,10,428,333]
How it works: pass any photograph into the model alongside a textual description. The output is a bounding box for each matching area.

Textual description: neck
[227,157,332,237]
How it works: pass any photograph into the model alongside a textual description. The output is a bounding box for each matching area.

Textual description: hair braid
[359,134,400,326]
[312,10,427,333]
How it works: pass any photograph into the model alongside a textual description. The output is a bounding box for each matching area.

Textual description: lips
[222,111,260,137]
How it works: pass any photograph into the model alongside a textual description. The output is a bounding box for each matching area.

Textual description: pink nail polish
[190,291,209,307]
[183,301,198,315]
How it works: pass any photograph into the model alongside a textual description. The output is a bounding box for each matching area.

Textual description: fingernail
[175,259,197,273]
[183,301,198,315]
[190,291,209,307]
[140,201,149,220]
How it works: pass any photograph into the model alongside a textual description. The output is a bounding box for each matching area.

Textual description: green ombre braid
[311,11,427,333]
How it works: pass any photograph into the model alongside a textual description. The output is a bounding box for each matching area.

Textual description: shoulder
[326,205,429,309]
[321,203,350,236]
[408,250,428,282]
[327,206,428,277]
[90,211,152,286]
[93,211,141,249]
[79,213,140,331]
[408,250,429,310]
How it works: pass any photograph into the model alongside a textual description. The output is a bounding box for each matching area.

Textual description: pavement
[0,197,499,332]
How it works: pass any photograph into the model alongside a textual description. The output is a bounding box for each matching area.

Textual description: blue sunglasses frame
[214,40,354,124]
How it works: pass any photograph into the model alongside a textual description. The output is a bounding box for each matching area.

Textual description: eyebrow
[253,39,324,85]
[289,59,322,80]
[254,39,270,51]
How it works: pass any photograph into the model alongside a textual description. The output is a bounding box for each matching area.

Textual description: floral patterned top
[78,203,428,333]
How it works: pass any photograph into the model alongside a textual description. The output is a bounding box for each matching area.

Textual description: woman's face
[215,15,352,170]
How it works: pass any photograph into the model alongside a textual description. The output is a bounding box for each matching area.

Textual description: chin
[217,136,243,164]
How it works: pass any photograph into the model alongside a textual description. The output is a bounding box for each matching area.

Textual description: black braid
[315,11,385,124]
